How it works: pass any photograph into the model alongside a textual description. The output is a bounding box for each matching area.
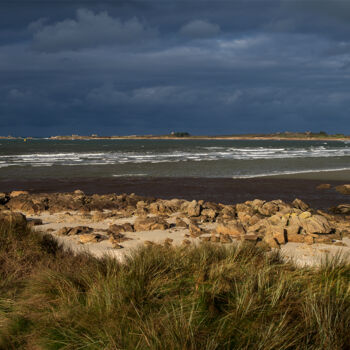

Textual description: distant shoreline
[1,135,350,141]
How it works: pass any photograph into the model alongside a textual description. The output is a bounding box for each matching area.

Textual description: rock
[314,236,333,244]
[299,211,312,219]
[267,213,288,226]
[113,243,123,249]
[250,199,265,211]
[236,203,254,216]
[220,234,232,243]
[258,201,279,216]
[201,208,217,221]
[7,198,44,214]
[79,233,103,244]
[68,226,93,235]
[134,217,170,231]
[330,204,350,215]
[269,227,286,245]
[263,236,280,249]
[317,183,331,190]
[316,210,334,221]
[175,217,188,228]
[334,241,346,247]
[286,232,305,243]
[27,218,43,226]
[109,232,131,244]
[292,198,309,211]
[108,223,134,234]
[300,215,332,235]
[335,184,350,195]
[182,239,191,245]
[0,210,27,229]
[237,212,252,225]
[10,190,29,198]
[136,201,148,215]
[56,227,71,235]
[189,223,204,237]
[187,200,201,217]
[248,214,262,226]
[243,234,260,242]
[0,193,8,205]
[220,206,236,220]
[216,221,245,236]
[74,189,85,195]
[199,234,211,242]
[164,238,173,247]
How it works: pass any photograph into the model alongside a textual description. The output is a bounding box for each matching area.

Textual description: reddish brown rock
[292,198,309,211]
[134,216,170,231]
[187,200,202,217]
[216,221,245,236]
[335,184,350,195]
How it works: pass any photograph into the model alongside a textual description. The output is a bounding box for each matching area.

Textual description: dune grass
[0,222,350,349]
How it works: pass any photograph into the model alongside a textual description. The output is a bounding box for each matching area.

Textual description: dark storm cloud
[30,8,158,52]
[0,0,350,136]
[179,20,220,39]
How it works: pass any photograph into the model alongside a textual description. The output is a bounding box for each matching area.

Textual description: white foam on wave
[113,173,148,177]
[232,167,350,179]
[1,145,350,166]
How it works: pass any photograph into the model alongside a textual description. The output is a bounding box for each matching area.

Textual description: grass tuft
[0,223,349,349]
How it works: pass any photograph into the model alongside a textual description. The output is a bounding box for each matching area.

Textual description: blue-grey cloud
[179,19,220,39]
[30,8,157,52]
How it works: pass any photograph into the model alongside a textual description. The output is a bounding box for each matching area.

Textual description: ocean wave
[113,173,148,177]
[1,145,350,167]
[232,167,350,179]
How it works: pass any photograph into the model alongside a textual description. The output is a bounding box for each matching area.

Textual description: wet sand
[0,176,348,209]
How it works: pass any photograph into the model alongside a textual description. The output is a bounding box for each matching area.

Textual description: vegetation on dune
[1,222,350,349]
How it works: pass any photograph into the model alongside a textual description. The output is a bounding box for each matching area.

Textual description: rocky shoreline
[1,189,350,266]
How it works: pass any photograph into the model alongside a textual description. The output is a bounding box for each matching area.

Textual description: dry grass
[0,222,350,349]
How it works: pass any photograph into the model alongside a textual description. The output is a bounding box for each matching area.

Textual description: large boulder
[109,223,134,234]
[10,190,29,198]
[258,201,279,216]
[134,217,170,231]
[330,204,350,215]
[187,200,202,217]
[7,197,45,214]
[299,214,332,235]
[0,193,9,205]
[335,184,350,195]
[0,210,27,229]
[216,220,245,236]
[292,198,309,211]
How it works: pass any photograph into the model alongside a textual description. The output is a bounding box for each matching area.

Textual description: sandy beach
[1,186,349,267]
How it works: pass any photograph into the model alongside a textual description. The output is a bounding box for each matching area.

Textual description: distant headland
[1,131,350,141]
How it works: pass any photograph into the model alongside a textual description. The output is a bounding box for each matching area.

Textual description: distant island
[1,131,350,140]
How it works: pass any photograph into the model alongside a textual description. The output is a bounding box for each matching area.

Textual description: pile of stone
[0,189,350,250]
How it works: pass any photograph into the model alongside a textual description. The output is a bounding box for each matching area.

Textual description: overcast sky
[1,0,350,136]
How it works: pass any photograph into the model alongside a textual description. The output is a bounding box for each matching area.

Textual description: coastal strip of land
[1,131,350,141]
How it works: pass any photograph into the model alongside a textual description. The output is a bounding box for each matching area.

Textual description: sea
[0,139,350,180]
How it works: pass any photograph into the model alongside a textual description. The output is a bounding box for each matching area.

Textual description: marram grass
[0,222,350,349]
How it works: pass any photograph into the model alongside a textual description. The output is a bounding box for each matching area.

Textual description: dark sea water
[0,139,350,179]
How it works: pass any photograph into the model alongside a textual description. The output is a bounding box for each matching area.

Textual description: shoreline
[1,136,350,141]
[0,176,348,210]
